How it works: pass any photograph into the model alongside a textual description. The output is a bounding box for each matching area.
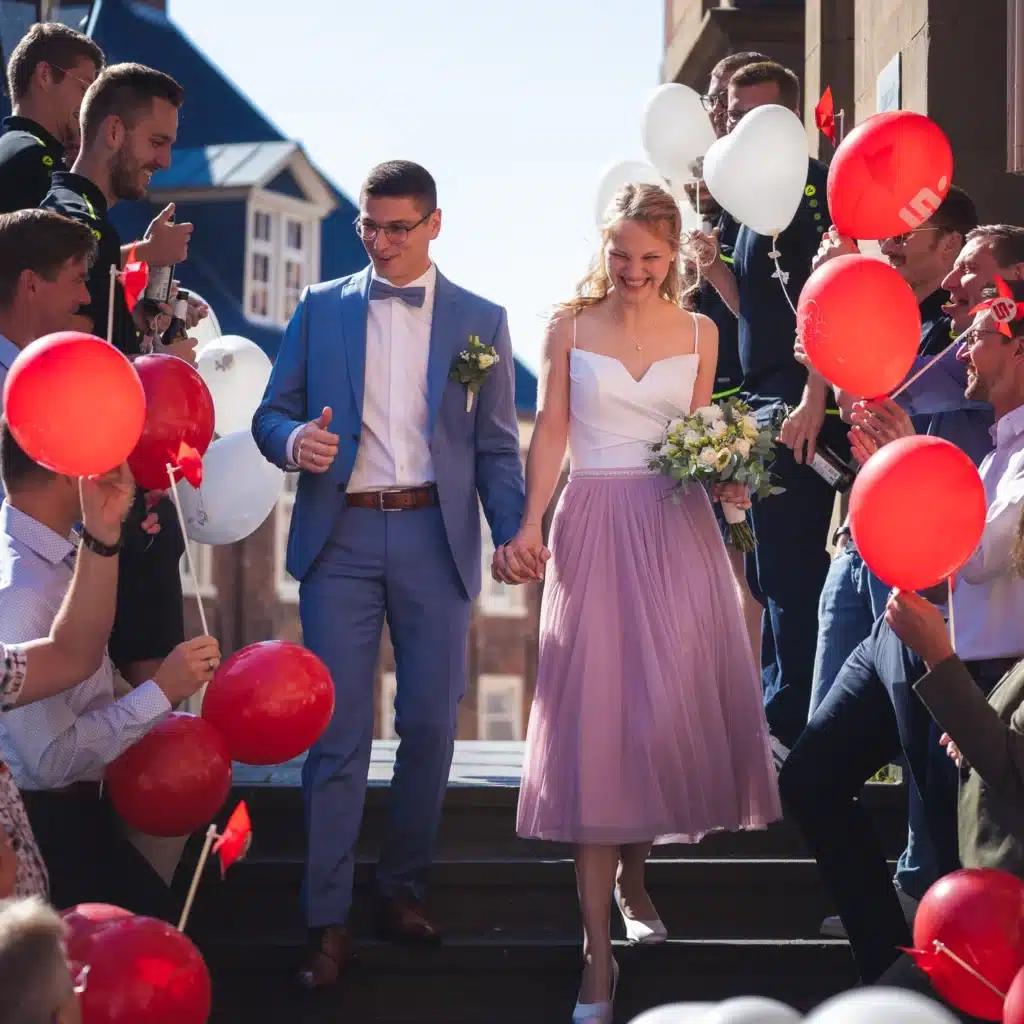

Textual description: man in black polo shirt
[42,62,192,691]
[0,23,103,214]
[698,60,848,748]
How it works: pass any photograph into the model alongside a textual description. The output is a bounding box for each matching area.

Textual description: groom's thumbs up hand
[294,406,340,474]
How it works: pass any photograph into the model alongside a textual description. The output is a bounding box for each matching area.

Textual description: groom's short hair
[361,161,437,215]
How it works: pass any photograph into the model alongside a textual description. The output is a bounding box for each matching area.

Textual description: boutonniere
[450,334,500,412]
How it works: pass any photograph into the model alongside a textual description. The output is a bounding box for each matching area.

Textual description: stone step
[214,778,909,862]
[201,936,857,1024]
[181,856,869,942]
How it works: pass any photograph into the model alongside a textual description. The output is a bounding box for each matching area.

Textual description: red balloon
[2,332,145,476]
[61,904,134,963]
[127,354,214,491]
[850,435,987,591]
[67,913,210,1024]
[798,254,921,397]
[105,713,231,837]
[202,642,334,765]
[912,869,1024,1021]
[1006,965,1024,1024]
[827,111,953,240]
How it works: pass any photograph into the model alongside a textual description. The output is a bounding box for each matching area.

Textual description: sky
[169,0,666,372]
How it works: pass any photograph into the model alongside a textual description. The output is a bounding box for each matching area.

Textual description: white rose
[682,429,702,447]
[733,438,752,458]
[667,418,687,436]
[476,353,496,369]
[699,447,718,466]
[714,448,732,471]
[697,405,724,423]
[711,420,728,438]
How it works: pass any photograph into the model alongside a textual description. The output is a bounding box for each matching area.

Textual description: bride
[493,183,781,1023]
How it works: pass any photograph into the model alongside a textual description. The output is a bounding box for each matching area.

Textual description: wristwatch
[79,528,122,557]
[832,525,851,548]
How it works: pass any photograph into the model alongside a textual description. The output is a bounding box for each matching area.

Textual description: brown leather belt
[346,485,438,512]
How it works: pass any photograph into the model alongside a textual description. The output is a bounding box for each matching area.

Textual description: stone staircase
[175,743,908,1024]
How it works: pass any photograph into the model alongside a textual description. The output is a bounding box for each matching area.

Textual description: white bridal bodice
[568,349,700,473]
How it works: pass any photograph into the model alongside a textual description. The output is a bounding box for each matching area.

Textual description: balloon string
[166,463,210,637]
[768,240,798,316]
[107,266,116,345]
[889,326,970,399]
[947,575,956,652]
[933,941,1005,998]
[178,823,217,932]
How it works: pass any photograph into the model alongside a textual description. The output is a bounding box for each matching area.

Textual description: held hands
[79,464,135,546]
[849,398,915,465]
[939,733,962,768]
[779,399,825,464]
[711,481,752,511]
[811,226,858,272]
[492,523,551,585]
[883,589,954,669]
[153,636,222,706]
[141,203,194,267]
[294,408,339,474]
[686,227,721,272]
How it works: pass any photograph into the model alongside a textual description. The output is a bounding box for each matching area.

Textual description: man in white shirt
[0,423,220,918]
[254,160,525,989]
[779,282,1024,985]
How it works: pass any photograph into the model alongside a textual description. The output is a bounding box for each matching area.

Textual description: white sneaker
[819,886,921,938]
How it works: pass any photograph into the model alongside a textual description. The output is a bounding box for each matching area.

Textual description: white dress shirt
[347,264,437,491]
[0,504,171,790]
[953,404,1024,661]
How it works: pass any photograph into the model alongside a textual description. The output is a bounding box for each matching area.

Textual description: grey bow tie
[369,279,426,308]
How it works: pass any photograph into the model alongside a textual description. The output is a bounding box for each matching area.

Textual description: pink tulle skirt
[516,471,782,845]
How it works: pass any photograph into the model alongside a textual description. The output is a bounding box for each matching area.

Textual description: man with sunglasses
[254,160,525,991]
[0,24,103,215]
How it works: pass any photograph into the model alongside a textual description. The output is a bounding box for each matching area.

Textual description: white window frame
[180,542,217,599]
[478,505,528,618]
[380,672,398,740]
[243,187,321,329]
[1010,0,1024,174]
[477,674,524,741]
[274,472,300,603]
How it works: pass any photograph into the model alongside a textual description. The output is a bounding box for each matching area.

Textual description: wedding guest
[505,183,780,1024]
[780,283,1024,983]
[695,60,848,747]
[0,23,103,214]
[0,898,81,1024]
[0,424,220,918]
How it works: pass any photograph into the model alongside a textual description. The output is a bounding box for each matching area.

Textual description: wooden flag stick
[107,265,117,344]
[947,576,957,652]
[178,824,217,932]
[165,464,209,636]
[889,326,970,399]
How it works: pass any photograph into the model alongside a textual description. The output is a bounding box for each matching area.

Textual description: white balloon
[642,83,717,183]
[595,160,668,227]
[703,105,809,237]
[197,334,274,437]
[804,989,960,1024]
[185,289,222,348]
[178,430,284,545]
[629,1002,716,1023]
[706,996,803,1024]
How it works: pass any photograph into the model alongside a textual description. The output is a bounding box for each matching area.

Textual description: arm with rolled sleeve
[959,458,1024,586]
[252,287,310,470]
[475,307,526,548]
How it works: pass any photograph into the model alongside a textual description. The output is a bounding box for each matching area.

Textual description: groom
[252,160,525,990]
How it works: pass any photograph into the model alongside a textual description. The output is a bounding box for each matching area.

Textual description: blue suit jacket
[252,266,525,597]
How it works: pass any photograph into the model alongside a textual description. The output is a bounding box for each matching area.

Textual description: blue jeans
[808,544,932,898]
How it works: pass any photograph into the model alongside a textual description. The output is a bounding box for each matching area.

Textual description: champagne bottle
[142,263,175,316]
[160,289,189,348]
[809,441,857,493]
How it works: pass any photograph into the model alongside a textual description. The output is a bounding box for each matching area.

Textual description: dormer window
[246,204,315,326]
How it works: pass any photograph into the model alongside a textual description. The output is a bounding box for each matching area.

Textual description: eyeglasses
[354,210,434,245]
[47,63,93,91]
[700,91,727,112]
[883,227,945,247]
[725,108,750,130]
[961,327,1004,350]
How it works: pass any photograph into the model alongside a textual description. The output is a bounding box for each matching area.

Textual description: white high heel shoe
[572,957,619,1024]
[615,890,668,945]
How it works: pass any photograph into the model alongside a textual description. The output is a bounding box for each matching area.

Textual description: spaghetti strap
[572,314,577,349]
[690,309,700,354]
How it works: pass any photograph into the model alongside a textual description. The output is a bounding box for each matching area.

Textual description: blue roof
[84,0,537,411]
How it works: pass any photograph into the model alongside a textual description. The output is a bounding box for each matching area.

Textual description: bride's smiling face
[604,218,674,305]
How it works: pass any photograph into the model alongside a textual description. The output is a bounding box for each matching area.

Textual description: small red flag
[970,274,1021,337]
[213,801,252,876]
[815,87,836,144]
[121,245,149,313]
[175,440,203,488]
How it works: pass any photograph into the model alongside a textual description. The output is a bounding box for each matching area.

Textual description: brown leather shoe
[296,925,353,989]
[377,896,442,945]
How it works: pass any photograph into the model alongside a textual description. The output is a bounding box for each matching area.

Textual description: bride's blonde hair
[562,182,699,315]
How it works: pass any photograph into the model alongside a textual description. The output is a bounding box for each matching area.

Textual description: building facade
[664,0,1024,225]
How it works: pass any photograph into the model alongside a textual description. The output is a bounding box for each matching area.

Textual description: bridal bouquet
[646,397,784,551]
